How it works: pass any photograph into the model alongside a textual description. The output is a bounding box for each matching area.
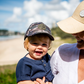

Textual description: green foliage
[0,65,17,84]
[0,29,9,36]
[51,27,75,39]
[14,31,21,35]
[0,71,16,84]
[0,29,8,32]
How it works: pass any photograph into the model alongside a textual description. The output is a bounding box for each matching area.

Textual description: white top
[50,43,84,84]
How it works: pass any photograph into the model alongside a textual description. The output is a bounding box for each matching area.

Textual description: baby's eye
[32,43,38,46]
[42,44,47,47]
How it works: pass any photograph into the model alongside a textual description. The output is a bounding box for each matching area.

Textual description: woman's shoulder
[58,43,77,53]
[51,43,78,61]
[56,43,77,52]
[58,43,78,61]
[59,43,77,49]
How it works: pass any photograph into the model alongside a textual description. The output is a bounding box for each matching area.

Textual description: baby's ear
[24,42,27,49]
[48,46,51,50]
[48,41,52,50]
[24,39,29,51]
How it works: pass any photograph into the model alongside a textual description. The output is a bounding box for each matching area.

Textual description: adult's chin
[77,44,84,50]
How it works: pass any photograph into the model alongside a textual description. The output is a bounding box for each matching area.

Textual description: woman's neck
[79,50,84,59]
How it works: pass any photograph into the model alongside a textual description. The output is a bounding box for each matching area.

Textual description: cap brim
[25,32,54,41]
[31,32,54,41]
[57,17,84,34]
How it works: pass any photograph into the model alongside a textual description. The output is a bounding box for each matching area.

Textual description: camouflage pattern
[24,22,54,41]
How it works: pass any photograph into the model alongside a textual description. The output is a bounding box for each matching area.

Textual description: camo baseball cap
[24,22,54,41]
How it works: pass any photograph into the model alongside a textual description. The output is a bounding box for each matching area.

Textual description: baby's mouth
[35,51,42,53]
[35,51,43,55]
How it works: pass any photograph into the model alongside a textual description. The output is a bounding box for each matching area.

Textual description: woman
[36,1,84,84]
[50,1,84,84]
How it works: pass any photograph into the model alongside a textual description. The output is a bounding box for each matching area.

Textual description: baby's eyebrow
[42,41,47,43]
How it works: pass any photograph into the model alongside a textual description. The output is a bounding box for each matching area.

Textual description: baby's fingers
[36,78,45,84]
[42,77,45,82]
[46,82,52,84]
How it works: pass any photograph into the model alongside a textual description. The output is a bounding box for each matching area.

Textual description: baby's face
[27,35,50,60]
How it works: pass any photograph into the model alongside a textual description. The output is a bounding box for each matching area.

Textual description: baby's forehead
[29,35,50,43]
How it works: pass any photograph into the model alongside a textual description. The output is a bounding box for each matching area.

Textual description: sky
[0,0,83,33]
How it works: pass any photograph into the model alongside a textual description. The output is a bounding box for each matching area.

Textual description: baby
[16,22,54,84]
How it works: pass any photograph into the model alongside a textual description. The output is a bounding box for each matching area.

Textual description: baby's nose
[37,45,42,48]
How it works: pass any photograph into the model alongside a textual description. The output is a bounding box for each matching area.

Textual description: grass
[0,64,17,84]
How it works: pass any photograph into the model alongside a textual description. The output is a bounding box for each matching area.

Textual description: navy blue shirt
[16,53,54,83]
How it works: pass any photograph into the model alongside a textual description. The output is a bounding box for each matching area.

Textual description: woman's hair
[24,34,52,51]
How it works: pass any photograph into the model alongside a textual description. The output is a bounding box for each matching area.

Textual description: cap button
[80,10,84,18]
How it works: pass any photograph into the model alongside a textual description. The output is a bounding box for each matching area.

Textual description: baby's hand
[35,77,52,84]
[34,81,40,84]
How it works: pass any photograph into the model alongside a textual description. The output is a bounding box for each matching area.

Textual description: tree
[51,27,75,39]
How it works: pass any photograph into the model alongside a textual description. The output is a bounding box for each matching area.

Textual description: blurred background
[0,0,83,84]
[0,0,83,32]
